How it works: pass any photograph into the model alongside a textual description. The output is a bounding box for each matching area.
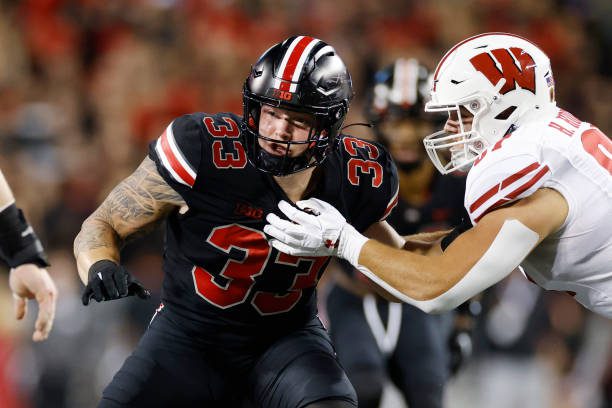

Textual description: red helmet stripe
[277,36,317,91]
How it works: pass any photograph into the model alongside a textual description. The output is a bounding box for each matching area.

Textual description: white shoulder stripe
[155,139,190,187]
[154,139,191,187]
[164,122,197,179]
[154,122,197,187]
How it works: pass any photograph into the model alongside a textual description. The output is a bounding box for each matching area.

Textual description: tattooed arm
[74,157,185,284]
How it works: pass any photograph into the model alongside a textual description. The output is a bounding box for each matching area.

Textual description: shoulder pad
[337,135,399,226]
[149,113,204,189]
[466,133,550,223]
[200,112,242,140]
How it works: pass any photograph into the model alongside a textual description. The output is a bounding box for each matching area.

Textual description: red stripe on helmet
[279,36,315,91]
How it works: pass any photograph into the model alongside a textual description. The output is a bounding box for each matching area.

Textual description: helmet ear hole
[494,106,517,120]
[468,101,481,112]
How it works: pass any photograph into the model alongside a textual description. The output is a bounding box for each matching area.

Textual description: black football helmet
[365,58,434,171]
[365,58,432,128]
[242,36,353,176]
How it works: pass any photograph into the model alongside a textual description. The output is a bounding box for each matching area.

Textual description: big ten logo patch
[234,201,263,220]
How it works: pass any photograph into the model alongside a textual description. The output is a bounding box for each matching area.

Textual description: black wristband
[441,218,472,251]
[0,204,50,268]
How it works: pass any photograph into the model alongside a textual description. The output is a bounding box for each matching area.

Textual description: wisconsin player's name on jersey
[547,109,582,137]
[465,107,612,316]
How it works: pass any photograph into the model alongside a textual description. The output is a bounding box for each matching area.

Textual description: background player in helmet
[324,58,474,408]
[265,32,612,318]
[74,35,402,407]
[0,169,57,342]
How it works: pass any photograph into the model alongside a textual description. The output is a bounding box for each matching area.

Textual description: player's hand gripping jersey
[149,112,398,327]
[464,107,612,316]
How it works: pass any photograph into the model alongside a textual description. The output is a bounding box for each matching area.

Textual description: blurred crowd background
[0,0,610,407]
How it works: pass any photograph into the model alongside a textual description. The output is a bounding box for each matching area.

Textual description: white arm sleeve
[353,219,540,313]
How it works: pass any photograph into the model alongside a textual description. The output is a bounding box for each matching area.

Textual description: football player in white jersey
[264,32,612,318]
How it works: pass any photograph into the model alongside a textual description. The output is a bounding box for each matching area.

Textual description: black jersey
[148,112,398,330]
[385,172,467,235]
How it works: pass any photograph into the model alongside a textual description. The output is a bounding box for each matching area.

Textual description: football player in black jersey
[74,36,402,407]
[324,58,473,408]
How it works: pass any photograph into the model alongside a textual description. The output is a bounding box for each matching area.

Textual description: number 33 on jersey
[149,112,399,323]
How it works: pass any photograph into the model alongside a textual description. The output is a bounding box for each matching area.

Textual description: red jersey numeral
[192,224,327,314]
[252,253,327,315]
[347,158,383,187]
[343,138,380,159]
[193,225,269,308]
[203,116,240,137]
[580,127,612,175]
[212,140,247,169]
[343,137,384,188]
[205,115,247,169]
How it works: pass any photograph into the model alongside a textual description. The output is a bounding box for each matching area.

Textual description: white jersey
[464,107,612,317]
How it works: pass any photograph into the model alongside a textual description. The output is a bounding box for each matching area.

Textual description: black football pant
[99,306,357,407]
[326,284,451,408]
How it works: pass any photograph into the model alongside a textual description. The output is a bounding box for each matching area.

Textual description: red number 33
[192,224,327,315]
[343,137,383,188]
[203,116,247,169]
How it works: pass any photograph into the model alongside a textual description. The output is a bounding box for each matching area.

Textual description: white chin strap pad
[355,219,540,313]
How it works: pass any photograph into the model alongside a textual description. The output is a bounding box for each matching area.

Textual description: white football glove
[264,198,368,266]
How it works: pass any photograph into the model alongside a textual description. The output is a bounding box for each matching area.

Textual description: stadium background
[0,0,609,407]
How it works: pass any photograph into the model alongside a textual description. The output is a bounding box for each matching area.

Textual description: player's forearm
[0,170,16,209]
[0,170,51,269]
[356,218,540,313]
[403,230,449,244]
[355,240,481,313]
[358,239,452,301]
[74,216,122,284]
[402,230,448,255]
